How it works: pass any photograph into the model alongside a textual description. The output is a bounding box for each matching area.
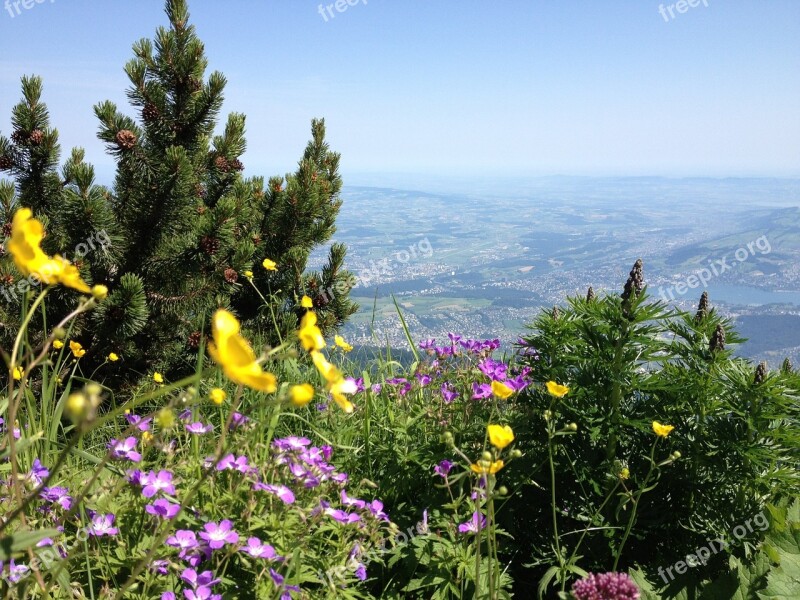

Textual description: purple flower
[186,421,213,435]
[216,453,252,474]
[253,482,296,504]
[272,436,311,451]
[419,338,436,351]
[108,437,141,462]
[367,499,390,521]
[6,560,30,584]
[199,520,239,549]
[447,332,462,345]
[240,537,278,559]
[571,572,640,600]
[141,470,176,498]
[340,489,366,509]
[27,459,49,486]
[434,460,453,478]
[166,529,198,552]
[440,383,458,404]
[87,513,119,537]
[269,569,301,599]
[478,358,508,381]
[471,382,493,400]
[326,509,361,524]
[127,469,144,486]
[229,412,250,430]
[40,486,72,510]
[457,511,487,534]
[161,593,176,600]
[353,377,365,393]
[416,373,432,387]
[125,413,152,431]
[146,498,181,519]
[416,509,429,535]
[149,559,170,575]
[180,568,220,589]
[354,562,367,581]
[370,383,382,394]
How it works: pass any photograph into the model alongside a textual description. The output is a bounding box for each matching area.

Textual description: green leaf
[0,529,61,560]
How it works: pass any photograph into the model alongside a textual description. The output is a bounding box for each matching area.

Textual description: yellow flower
[299,311,326,352]
[142,431,154,445]
[243,270,254,278]
[487,424,515,449]
[12,366,23,380]
[91,284,108,301]
[65,392,89,422]
[7,208,90,293]
[155,408,175,430]
[69,340,86,358]
[289,383,315,407]
[107,352,119,362]
[207,309,278,393]
[262,258,277,271]
[310,350,355,413]
[546,381,569,398]
[52,339,64,349]
[334,335,353,353]
[210,387,227,405]
[470,460,505,475]
[301,295,313,308]
[491,380,514,400]
[652,421,675,438]
[619,467,630,480]
[153,372,164,384]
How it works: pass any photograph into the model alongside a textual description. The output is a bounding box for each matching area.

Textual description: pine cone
[0,243,5,257]
[621,259,644,302]
[753,361,768,385]
[214,156,230,173]
[273,183,283,193]
[1,274,14,286]
[199,235,219,255]
[694,291,709,323]
[187,331,202,350]
[115,130,137,150]
[586,286,595,302]
[229,158,244,172]
[28,129,44,145]
[2,222,12,237]
[195,184,207,199]
[710,324,726,352]
[0,155,13,171]
[224,268,238,284]
[781,357,793,374]
[187,77,202,93]
[10,130,27,145]
[313,294,330,309]
[251,234,262,245]
[196,205,207,215]
[142,103,159,122]
[552,305,560,320]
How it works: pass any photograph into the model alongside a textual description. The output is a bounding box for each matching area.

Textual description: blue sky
[1,0,799,182]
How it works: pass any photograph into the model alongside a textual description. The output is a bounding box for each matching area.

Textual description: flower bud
[497,486,509,496]
[53,327,67,340]
[481,450,493,462]
[543,410,553,421]
[568,423,578,432]
[91,284,108,301]
[671,451,681,460]
[510,449,523,459]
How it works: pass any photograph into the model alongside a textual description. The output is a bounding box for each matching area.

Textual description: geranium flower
[652,421,675,438]
[40,486,72,510]
[253,482,296,504]
[440,382,459,403]
[186,421,213,435]
[326,508,361,524]
[199,520,239,549]
[145,498,181,519]
[546,381,569,397]
[141,470,176,497]
[240,537,278,559]
[487,424,515,449]
[7,208,90,293]
[108,437,141,462]
[87,513,118,537]
[208,309,277,392]
[125,413,152,432]
[458,511,487,534]
[434,460,453,478]
[180,568,220,589]
[472,382,493,399]
[166,530,198,552]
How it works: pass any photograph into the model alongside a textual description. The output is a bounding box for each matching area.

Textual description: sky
[1,0,799,183]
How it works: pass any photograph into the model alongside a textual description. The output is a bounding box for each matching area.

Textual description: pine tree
[0,0,357,381]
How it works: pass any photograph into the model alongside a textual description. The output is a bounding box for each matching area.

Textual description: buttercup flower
[207,309,277,392]
[243,270,253,278]
[262,258,277,271]
[334,335,353,352]
[7,208,91,293]
[52,339,64,349]
[299,311,326,352]
[107,352,119,362]
[91,284,108,301]
[652,421,675,438]
[487,424,515,449]
[12,366,23,380]
[491,380,514,399]
[290,383,315,407]
[546,381,569,397]
[153,372,164,384]
[70,341,86,358]
[470,460,504,475]
[300,295,313,308]
[209,388,226,405]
